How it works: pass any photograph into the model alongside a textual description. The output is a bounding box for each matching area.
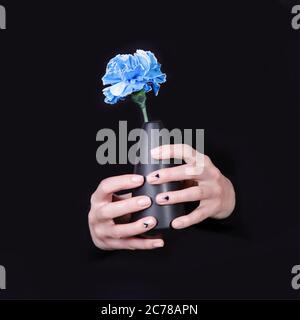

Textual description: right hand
[88,174,165,250]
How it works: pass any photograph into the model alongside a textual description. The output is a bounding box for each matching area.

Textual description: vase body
[131,121,185,230]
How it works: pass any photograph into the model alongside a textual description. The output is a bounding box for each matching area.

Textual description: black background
[0,0,299,299]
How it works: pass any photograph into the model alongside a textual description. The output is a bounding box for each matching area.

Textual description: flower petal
[109,81,127,96]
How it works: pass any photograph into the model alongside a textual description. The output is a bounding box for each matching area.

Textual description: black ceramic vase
[130,121,185,230]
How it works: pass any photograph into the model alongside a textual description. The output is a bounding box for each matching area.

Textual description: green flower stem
[132,90,149,123]
[140,102,149,123]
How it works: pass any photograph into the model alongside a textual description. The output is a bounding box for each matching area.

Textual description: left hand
[147,144,236,229]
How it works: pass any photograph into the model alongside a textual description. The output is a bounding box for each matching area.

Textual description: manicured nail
[143,217,156,228]
[172,220,184,229]
[147,173,160,183]
[153,240,164,248]
[157,195,169,203]
[137,197,151,207]
[132,175,144,183]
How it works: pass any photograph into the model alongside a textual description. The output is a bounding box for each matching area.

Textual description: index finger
[91,174,144,204]
[151,144,205,167]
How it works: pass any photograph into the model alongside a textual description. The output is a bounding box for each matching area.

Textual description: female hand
[147,144,236,229]
[88,174,164,250]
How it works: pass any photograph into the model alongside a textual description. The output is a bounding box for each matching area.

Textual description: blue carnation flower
[102,50,166,104]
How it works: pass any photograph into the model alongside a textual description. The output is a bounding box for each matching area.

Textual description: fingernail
[147,173,160,183]
[157,195,169,203]
[151,148,160,157]
[172,220,184,229]
[153,240,164,248]
[137,197,151,207]
[132,175,144,183]
[143,217,156,228]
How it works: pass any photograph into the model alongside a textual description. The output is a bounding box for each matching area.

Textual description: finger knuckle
[100,208,110,220]
[204,154,211,162]
[100,238,119,250]
[148,244,156,250]
[199,210,209,221]
[173,191,182,202]
[169,169,179,180]
[196,187,205,199]
[188,166,197,176]
[211,167,221,180]
[90,192,97,206]
[185,165,199,177]
[183,143,193,153]
[214,185,222,197]
[183,144,197,161]
[99,243,113,251]
[194,164,204,176]
[144,242,154,250]
[91,238,104,249]
[111,227,122,239]
[88,211,97,226]
[99,178,110,194]
[94,226,105,239]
